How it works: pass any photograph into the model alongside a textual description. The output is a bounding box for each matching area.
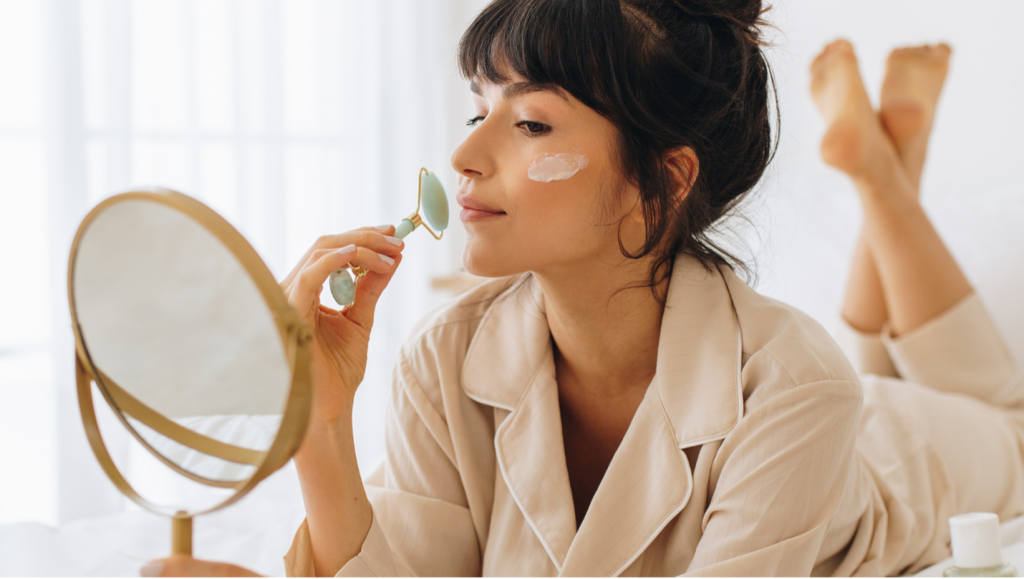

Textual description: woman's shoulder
[720,266,861,402]
[396,273,534,390]
[404,273,531,348]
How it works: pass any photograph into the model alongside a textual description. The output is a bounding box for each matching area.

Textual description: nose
[450,122,493,179]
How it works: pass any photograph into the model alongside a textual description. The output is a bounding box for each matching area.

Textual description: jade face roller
[328,167,449,307]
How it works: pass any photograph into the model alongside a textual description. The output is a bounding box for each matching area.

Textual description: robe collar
[461,254,744,575]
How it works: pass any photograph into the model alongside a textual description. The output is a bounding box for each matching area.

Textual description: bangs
[457,0,628,118]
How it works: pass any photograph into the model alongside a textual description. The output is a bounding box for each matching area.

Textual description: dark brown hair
[458,0,777,297]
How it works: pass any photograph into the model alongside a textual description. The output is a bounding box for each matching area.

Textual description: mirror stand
[172,513,192,556]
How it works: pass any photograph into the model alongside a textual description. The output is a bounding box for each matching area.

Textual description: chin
[461,241,527,278]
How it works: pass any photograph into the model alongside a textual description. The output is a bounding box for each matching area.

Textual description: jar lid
[949,512,1003,569]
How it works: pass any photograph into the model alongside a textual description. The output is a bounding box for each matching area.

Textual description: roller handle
[329,218,416,307]
[394,219,416,239]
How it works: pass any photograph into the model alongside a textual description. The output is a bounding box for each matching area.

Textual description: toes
[811,39,856,73]
[826,39,856,65]
[830,39,854,53]
[887,43,952,65]
[887,46,922,64]
[811,45,831,71]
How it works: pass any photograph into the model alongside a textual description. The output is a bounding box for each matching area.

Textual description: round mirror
[67,189,312,556]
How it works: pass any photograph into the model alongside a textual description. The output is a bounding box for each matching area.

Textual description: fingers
[289,244,401,316]
[141,556,262,577]
[282,225,401,288]
[280,225,400,289]
[344,252,404,330]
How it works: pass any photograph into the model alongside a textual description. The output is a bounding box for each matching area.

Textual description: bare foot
[810,40,898,182]
[879,43,952,191]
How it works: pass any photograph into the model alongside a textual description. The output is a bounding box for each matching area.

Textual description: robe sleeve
[881,292,1021,405]
[833,318,899,378]
[684,377,863,576]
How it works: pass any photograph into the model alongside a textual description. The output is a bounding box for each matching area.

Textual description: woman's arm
[280,228,405,576]
[293,409,372,576]
[285,351,482,577]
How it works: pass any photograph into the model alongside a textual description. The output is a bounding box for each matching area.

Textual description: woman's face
[450,77,643,278]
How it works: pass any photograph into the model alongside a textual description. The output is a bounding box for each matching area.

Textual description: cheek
[508,149,597,219]
[509,168,582,222]
[460,147,618,275]
[508,158,614,246]
[527,152,590,182]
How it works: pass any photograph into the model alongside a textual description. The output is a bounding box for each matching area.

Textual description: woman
[147,1,1024,576]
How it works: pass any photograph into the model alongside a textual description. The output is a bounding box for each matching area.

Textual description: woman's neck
[534,256,667,399]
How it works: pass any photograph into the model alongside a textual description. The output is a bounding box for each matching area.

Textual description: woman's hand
[140,556,261,577]
[279,225,405,426]
[280,226,403,575]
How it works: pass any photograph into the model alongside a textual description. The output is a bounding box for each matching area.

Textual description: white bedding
[3,492,1023,577]
[0,463,306,577]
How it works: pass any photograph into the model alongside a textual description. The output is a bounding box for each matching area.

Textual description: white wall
[742,0,1024,354]
[767,0,1024,199]
[0,0,489,527]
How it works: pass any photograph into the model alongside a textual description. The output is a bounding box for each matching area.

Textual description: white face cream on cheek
[527,152,589,183]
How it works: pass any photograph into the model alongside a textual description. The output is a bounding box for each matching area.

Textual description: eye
[466,116,485,126]
[517,120,551,136]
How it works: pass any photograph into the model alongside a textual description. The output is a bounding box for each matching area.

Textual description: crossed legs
[811,42,1024,522]
[810,40,970,338]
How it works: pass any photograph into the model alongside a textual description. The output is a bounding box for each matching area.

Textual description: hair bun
[667,0,766,34]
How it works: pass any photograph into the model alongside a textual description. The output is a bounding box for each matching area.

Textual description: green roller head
[420,170,449,233]
[329,268,356,307]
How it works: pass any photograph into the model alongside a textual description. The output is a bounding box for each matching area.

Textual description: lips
[456,192,503,222]
[456,194,504,214]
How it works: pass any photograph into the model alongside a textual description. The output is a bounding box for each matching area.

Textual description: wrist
[294,415,355,467]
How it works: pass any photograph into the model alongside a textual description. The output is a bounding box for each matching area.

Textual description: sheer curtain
[0,0,485,526]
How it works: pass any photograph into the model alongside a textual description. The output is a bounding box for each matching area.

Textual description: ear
[623,147,699,226]
[665,147,699,206]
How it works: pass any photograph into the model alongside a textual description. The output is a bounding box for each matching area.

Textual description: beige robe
[285,255,1024,576]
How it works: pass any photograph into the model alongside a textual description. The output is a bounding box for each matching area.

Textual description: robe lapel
[460,258,744,576]
[559,377,693,577]
[494,348,579,570]
[462,274,577,571]
[560,257,744,576]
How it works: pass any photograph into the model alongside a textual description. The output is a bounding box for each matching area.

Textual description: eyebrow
[469,80,570,102]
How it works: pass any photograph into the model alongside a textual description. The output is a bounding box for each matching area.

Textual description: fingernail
[140,561,164,577]
[379,254,395,266]
[336,244,356,255]
[375,224,392,232]
[384,236,403,247]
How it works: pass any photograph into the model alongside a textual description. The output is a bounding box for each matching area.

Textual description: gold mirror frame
[67,189,313,555]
